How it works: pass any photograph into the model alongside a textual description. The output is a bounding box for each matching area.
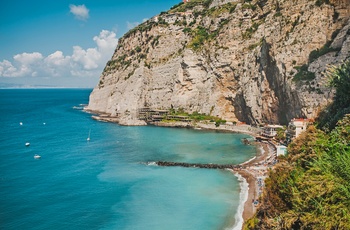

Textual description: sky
[0,0,180,88]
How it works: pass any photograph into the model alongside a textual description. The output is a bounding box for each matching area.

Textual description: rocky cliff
[86,0,350,126]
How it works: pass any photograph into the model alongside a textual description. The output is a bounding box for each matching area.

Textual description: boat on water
[87,129,91,141]
[25,142,30,146]
[34,154,41,159]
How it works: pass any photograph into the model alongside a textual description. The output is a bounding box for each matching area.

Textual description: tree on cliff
[318,59,350,131]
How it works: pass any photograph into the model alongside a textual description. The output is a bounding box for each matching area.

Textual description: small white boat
[20,122,23,126]
[87,129,91,141]
[25,142,30,146]
[34,154,41,159]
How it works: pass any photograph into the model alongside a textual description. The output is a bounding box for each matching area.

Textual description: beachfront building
[183,0,190,2]
[286,118,309,142]
[137,108,169,122]
[261,125,283,138]
[276,145,287,156]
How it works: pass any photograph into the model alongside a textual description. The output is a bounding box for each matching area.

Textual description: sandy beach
[236,142,276,222]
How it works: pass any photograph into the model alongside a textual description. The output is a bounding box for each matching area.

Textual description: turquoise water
[0,89,256,230]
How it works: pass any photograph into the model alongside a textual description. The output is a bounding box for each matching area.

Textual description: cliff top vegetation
[245,60,350,229]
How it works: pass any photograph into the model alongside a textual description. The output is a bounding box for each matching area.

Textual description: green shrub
[151,35,160,48]
[309,41,340,63]
[315,0,330,6]
[253,118,350,229]
[183,27,192,34]
[242,3,257,10]
[135,46,142,53]
[215,119,226,127]
[188,26,210,51]
[293,64,316,82]
[318,60,350,131]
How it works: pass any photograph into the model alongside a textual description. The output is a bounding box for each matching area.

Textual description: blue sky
[0,0,180,88]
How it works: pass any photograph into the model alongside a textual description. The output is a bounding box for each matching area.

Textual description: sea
[0,89,257,230]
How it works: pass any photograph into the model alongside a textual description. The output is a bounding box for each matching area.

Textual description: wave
[72,106,84,110]
[229,171,249,230]
[240,156,256,166]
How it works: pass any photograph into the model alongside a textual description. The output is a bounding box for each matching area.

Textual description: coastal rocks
[155,161,238,170]
[86,0,350,126]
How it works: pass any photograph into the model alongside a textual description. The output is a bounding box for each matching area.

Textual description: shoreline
[235,142,275,223]
[153,121,276,229]
[85,112,275,229]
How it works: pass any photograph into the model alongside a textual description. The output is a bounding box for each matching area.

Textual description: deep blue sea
[0,89,256,230]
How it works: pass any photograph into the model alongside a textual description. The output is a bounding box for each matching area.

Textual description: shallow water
[0,89,256,230]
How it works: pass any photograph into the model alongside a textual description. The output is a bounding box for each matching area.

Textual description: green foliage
[135,46,142,53]
[318,60,350,131]
[250,62,350,228]
[170,2,184,10]
[157,16,168,26]
[151,35,160,48]
[315,0,331,6]
[251,119,350,229]
[215,119,226,127]
[188,26,210,51]
[242,21,262,39]
[166,110,224,123]
[182,27,192,34]
[275,127,286,143]
[124,21,157,38]
[205,2,237,17]
[274,11,282,17]
[293,64,316,82]
[309,41,340,63]
[169,0,212,13]
[242,3,257,10]
[125,68,136,80]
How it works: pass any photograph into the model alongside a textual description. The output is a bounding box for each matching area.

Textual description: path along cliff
[86,0,350,126]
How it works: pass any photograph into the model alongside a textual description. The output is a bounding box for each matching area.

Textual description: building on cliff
[261,125,284,138]
[286,118,310,142]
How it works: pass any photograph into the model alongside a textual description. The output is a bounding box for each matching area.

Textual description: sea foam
[230,172,249,230]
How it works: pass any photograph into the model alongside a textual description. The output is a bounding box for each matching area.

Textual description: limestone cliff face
[87,0,350,125]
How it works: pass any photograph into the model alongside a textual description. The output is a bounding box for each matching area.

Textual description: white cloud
[127,21,140,30]
[69,4,89,21]
[71,30,118,72]
[0,30,119,80]
[45,51,69,66]
[13,52,43,64]
[72,46,101,70]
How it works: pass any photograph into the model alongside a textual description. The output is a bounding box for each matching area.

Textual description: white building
[261,125,283,138]
[286,118,309,140]
[277,145,287,156]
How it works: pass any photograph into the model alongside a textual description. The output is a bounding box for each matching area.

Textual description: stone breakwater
[155,161,242,170]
